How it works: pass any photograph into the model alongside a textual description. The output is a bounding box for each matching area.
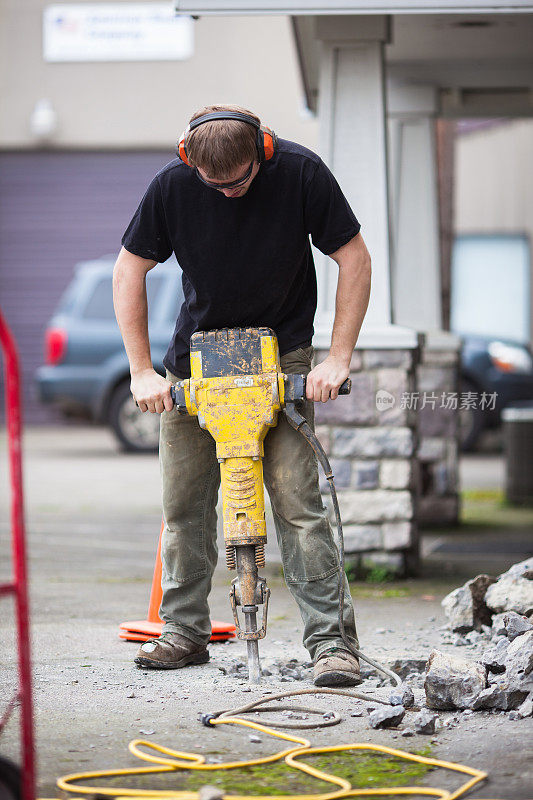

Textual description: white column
[314,16,417,349]
[387,83,441,331]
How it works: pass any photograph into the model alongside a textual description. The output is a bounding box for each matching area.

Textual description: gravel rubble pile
[430,558,533,718]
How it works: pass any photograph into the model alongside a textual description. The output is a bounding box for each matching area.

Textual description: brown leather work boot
[134,632,209,670]
[313,647,361,687]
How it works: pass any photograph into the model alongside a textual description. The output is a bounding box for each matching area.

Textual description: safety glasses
[195,161,255,190]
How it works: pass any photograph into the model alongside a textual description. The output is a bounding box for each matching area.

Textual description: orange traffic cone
[119,518,236,643]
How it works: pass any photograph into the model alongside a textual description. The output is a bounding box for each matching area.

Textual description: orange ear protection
[177,111,277,166]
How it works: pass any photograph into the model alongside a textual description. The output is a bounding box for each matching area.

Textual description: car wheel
[459,378,485,452]
[0,756,21,800]
[108,382,160,453]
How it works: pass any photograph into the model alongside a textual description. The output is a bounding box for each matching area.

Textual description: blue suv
[36,255,183,452]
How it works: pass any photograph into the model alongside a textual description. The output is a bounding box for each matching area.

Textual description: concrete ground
[0,426,532,798]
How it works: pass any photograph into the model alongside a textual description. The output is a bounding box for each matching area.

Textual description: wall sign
[44,3,194,62]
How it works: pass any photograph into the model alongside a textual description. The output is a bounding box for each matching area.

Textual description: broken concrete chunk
[414,709,438,734]
[506,557,533,579]
[441,586,475,633]
[503,611,533,641]
[424,650,487,710]
[504,630,533,692]
[368,705,405,729]
[471,682,527,711]
[516,693,533,718]
[485,563,533,617]
[401,685,415,708]
[389,692,404,706]
[480,637,509,674]
[490,613,507,637]
[441,574,496,633]
[389,685,414,708]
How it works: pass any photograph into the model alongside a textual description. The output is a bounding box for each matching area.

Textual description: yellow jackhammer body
[171,327,349,683]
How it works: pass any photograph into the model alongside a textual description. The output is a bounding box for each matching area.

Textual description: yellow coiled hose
[46,691,495,800]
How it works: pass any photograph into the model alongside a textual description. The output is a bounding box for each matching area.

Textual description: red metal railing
[0,310,35,799]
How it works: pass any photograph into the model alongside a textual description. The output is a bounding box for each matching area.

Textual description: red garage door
[0,150,171,421]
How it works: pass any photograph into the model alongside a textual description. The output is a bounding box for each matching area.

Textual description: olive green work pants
[158,346,358,661]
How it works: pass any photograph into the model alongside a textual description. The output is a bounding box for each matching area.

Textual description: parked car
[460,335,533,450]
[36,255,183,452]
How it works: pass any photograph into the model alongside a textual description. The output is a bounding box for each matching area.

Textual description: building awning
[175,1,533,15]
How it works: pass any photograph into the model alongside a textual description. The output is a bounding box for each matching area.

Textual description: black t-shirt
[122,139,360,378]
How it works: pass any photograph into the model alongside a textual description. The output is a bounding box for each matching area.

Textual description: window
[451,234,530,343]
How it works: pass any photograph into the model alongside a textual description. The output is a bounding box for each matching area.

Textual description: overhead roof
[175,1,533,13]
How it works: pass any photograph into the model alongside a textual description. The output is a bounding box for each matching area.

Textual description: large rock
[471,684,526,711]
[505,630,533,690]
[441,574,496,633]
[414,710,438,734]
[485,559,533,617]
[424,650,486,710]
[516,693,533,718]
[501,611,533,641]
[480,630,533,709]
[480,637,509,674]
[490,612,508,636]
[368,705,405,729]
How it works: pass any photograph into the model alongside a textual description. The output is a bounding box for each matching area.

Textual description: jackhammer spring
[255,543,265,568]
[225,545,236,570]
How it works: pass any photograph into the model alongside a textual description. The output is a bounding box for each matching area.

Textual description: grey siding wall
[0,150,171,422]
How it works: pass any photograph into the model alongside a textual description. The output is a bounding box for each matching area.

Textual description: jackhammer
[170,326,404,694]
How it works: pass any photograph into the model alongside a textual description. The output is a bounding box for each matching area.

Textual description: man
[113,104,371,686]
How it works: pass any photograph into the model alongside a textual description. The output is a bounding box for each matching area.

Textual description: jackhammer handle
[284,374,351,403]
[335,378,352,395]
[170,376,351,410]
[170,383,188,413]
[303,375,351,396]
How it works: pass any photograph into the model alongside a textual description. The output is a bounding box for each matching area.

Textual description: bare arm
[306,232,371,402]
[112,246,173,414]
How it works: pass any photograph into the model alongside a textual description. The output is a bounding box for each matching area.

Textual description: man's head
[179,104,273,198]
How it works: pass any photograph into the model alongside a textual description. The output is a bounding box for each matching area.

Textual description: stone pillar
[314,342,422,576]
[312,17,424,570]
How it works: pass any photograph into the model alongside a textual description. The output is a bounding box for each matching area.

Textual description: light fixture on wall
[30,98,58,141]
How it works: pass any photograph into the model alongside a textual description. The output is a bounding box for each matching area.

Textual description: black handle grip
[170,383,189,414]
[337,378,351,395]
[305,376,351,396]
[284,374,351,403]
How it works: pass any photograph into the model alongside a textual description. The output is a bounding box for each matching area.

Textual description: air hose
[283,402,405,693]
[50,710,491,800]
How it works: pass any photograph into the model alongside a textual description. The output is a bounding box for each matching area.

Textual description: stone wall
[313,345,421,575]
[416,337,461,526]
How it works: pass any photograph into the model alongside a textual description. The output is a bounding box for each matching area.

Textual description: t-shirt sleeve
[121,176,173,262]
[303,158,361,255]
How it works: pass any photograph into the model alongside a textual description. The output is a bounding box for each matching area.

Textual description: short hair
[185,104,260,179]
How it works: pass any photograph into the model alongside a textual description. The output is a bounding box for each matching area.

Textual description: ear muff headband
[177,112,277,166]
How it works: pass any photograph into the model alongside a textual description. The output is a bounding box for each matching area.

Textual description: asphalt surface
[0,426,532,798]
